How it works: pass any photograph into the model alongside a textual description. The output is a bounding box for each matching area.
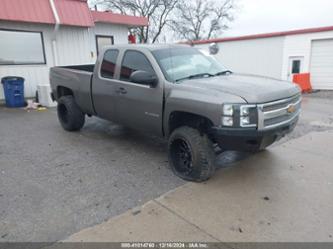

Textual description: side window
[101,50,119,79]
[120,51,155,82]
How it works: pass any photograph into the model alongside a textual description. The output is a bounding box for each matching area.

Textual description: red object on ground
[292,73,312,93]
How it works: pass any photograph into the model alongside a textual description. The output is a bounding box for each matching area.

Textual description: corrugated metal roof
[55,0,94,27]
[192,26,333,45]
[0,0,55,25]
[0,0,146,27]
[91,11,148,27]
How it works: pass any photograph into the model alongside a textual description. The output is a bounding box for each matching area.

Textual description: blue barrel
[1,76,25,108]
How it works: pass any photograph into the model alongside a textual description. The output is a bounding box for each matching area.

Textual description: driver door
[112,50,164,136]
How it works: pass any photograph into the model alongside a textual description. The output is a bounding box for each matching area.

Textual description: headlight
[222,116,234,127]
[240,116,250,126]
[240,106,250,116]
[222,104,257,128]
[240,105,257,128]
[222,104,234,116]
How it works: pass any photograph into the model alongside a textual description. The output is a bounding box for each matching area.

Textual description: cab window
[101,49,119,79]
[120,50,155,82]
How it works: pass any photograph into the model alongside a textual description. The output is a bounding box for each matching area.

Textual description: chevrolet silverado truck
[50,44,301,182]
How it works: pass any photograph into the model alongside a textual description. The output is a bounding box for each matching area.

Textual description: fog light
[222,117,233,127]
[223,104,233,116]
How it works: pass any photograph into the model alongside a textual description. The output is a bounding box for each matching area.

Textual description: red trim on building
[0,0,55,25]
[54,0,94,27]
[192,26,333,45]
[0,0,147,27]
[91,11,148,27]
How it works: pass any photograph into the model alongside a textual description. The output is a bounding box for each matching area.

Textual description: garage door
[310,39,333,90]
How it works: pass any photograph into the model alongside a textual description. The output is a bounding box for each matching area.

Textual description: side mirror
[130,70,158,87]
[209,43,219,55]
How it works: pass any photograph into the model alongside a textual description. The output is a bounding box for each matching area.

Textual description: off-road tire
[168,126,216,182]
[57,96,85,131]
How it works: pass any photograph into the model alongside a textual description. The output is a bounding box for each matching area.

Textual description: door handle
[116,87,127,95]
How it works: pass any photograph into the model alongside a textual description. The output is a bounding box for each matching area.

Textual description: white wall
[92,23,129,45]
[54,23,129,66]
[281,30,333,81]
[196,30,333,89]
[196,36,285,79]
[54,26,96,66]
[0,21,129,100]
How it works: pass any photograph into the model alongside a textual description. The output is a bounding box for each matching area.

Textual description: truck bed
[50,64,95,115]
[58,64,95,73]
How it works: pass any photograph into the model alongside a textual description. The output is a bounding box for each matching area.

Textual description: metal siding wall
[92,23,129,45]
[0,21,129,100]
[55,26,95,65]
[281,30,333,82]
[196,37,285,79]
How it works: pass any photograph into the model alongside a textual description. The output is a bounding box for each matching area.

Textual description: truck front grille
[258,94,302,130]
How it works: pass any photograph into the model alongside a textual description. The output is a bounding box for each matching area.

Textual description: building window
[101,49,119,79]
[292,60,301,74]
[96,35,114,55]
[120,50,155,82]
[0,29,46,65]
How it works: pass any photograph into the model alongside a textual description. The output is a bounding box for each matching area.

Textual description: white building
[0,0,148,100]
[194,26,333,90]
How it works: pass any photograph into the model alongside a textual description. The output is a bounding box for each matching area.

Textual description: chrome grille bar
[257,94,302,131]
[263,99,302,120]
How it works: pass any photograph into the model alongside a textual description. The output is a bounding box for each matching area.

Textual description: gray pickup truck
[50,44,301,182]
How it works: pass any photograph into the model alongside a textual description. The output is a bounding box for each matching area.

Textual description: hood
[180,73,301,103]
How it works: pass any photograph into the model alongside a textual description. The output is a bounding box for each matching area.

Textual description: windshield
[152,47,229,82]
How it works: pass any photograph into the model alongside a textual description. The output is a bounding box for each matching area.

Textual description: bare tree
[171,0,236,41]
[92,0,178,43]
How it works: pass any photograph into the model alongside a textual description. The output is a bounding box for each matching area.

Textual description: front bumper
[211,116,299,152]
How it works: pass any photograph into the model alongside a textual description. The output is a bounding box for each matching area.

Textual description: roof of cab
[103,44,191,51]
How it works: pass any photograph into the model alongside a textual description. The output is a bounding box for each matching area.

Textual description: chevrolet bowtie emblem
[287,105,296,114]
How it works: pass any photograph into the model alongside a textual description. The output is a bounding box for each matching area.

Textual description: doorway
[288,56,304,81]
[96,35,114,55]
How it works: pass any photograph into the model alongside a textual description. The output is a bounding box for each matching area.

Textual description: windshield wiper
[175,73,214,82]
[214,70,233,76]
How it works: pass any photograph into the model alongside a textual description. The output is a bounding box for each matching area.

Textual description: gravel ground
[0,108,184,242]
[0,106,246,242]
[0,92,332,242]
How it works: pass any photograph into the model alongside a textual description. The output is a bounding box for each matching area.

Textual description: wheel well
[57,86,73,99]
[168,112,214,136]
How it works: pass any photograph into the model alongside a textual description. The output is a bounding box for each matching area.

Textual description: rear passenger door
[92,49,119,121]
[113,49,164,135]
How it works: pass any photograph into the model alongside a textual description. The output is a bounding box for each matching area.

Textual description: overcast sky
[90,0,333,40]
[225,0,333,37]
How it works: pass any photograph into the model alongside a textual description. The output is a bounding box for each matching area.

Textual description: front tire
[57,96,85,131]
[168,126,216,182]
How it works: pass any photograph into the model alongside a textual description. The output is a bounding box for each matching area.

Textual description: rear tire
[57,96,85,131]
[168,126,216,182]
